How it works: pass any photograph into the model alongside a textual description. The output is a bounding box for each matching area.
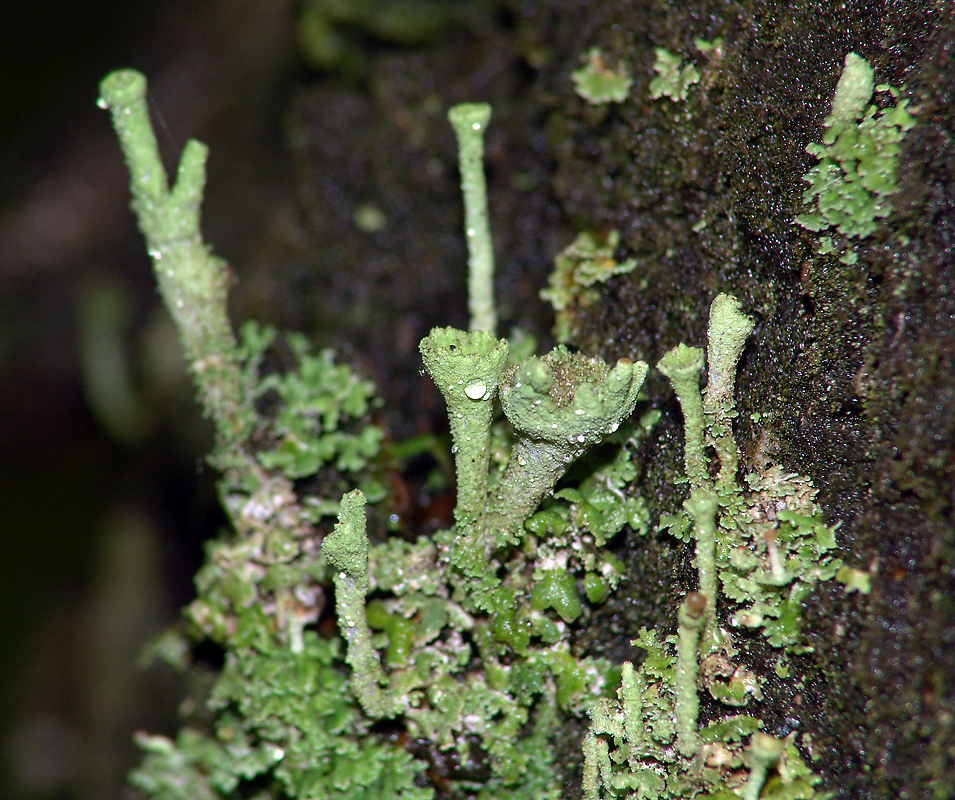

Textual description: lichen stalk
[419,327,508,574]
[619,661,645,767]
[742,733,784,800]
[685,489,720,650]
[98,70,248,467]
[491,350,647,547]
[657,344,707,493]
[581,731,601,800]
[488,436,582,544]
[448,102,496,334]
[675,591,706,758]
[322,490,399,718]
[703,294,754,499]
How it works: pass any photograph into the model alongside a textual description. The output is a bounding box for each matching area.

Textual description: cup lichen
[105,69,838,800]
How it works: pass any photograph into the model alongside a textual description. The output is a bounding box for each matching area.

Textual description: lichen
[795,52,916,265]
[106,70,840,800]
[571,48,634,105]
[540,230,638,343]
[648,48,700,103]
[582,294,831,799]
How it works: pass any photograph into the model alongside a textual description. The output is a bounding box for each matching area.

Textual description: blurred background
[0,2,302,796]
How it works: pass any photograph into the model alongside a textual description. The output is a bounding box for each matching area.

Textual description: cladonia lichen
[795,51,916,264]
[572,48,634,105]
[648,48,700,102]
[105,67,842,800]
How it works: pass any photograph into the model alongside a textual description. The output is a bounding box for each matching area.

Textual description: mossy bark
[285,2,955,797]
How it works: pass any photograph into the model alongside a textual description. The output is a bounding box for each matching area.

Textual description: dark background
[0,2,300,797]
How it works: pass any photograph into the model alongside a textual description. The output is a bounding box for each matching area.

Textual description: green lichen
[648,48,700,103]
[246,324,384,479]
[489,347,647,548]
[540,230,638,343]
[418,326,508,572]
[571,48,634,105]
[107,68,838,800]
[835,564,872,595]
[795,52,916,264]
[298,0,454,77]
[448,102,497,334]
[583,293,832,800]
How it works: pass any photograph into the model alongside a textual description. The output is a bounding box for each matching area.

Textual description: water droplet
[551,423,558,429]
[577,435,586,443]
[96,98,108,109]
[472,122,481,131]
[451,445,459,453]
[465,382,487,399]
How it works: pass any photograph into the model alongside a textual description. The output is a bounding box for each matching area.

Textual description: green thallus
[103,67,835,800]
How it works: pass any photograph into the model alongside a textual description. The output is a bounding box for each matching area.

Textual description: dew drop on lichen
[465,382,487,399]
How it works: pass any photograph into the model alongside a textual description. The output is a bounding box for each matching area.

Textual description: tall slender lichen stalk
[322,490,400,718]
[675,591,706,757]
[98,70,250,475]
[448,102,496,334]
[656,344,707,493]
[703,293,755,502]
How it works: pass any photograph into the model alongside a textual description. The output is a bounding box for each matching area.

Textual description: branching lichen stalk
[98,70,248,469]
[448,102,496,334]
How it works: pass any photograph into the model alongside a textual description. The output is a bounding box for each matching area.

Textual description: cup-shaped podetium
[502,345,647,447]
[490,346,648,545]
[419,327,509,533]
